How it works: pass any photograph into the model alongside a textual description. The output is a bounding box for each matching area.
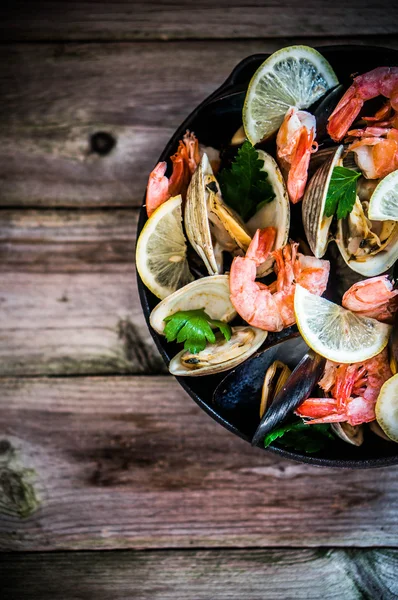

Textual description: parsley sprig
[264,420,334,454]
[164,309,232,354]
[324,166,361,220]
[218,141,275,221]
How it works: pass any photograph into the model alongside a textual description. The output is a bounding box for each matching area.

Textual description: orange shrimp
[327,67,398,141]
[342,275,398,324]
[295,348,392,426]
[276,108,318,204]
[229,228,330,332]
[146,131,200,217]
[346,128,398,179]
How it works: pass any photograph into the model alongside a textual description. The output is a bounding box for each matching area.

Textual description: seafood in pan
[137,45,398,455]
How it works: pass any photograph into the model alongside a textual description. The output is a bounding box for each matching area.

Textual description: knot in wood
[90,131,116,156]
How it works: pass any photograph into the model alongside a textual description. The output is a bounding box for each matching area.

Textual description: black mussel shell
[251,351,326,447]
[212,334,307,438]
[313,84,345,143]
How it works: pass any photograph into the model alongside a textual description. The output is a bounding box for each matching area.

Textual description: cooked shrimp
[229,228,330,332]
[276,108,318,204]
[295,348,392,425]
[146,131,200,217]
[346,128,398,179]
[342,275,398,323]
[327,67,398,141]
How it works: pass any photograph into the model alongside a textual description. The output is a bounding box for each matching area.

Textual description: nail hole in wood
[90,132,116,156]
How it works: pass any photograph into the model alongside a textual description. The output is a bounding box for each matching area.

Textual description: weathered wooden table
[1,3,398,598]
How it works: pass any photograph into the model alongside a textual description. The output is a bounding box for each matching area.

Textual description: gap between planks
[1,548,398,600]
[0,2,397,41]
[0,38,398,208]
[1,375,398,551]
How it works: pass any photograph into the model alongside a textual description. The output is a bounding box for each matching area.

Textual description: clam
[302,145,344,258]
[169,326,268,376]
[246,151,290,276]
[336,197,398,276]
[369,420,392,441]
[149,274,236,334]
[303,144,398,276]
[331,423,364,446]
[185,153,251,275]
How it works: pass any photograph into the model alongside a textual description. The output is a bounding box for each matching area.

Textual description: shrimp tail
[246,227,277,267]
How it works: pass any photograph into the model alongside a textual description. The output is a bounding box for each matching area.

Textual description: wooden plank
[1,548,398,599]
[1,39,398,208]
[1,2,397,41]
[0,209,166,375]
[1,375,398,550]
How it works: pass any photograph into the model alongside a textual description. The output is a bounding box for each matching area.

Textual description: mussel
[169,326,268,376]
[213,335,318,439]
[259,360,291,418]
[185,153,251,275]
[150,274,236,334]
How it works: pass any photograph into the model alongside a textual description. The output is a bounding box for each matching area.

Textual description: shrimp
[229,228,330,331]
[346,128,398,179]
[327,66,398,141]
[276,108,318,204]
[295,348,392,426]
[146,131,200,217]
[342,275,398,324]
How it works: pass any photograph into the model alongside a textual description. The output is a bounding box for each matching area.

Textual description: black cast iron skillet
[137,45,398,468]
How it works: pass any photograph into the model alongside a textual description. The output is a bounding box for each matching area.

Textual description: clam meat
[169,326,268,376]
[185,153,251,275]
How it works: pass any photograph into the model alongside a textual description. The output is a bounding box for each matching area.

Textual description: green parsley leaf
[163,309,232,355]
[264,420,334,454]
[324,166,361,220]
[218,141,275,221]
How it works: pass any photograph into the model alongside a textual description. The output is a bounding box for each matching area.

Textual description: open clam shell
[185,153,251,275]
[246,151,290,276]
[302,145,344,258]
[149,274,236,334]
[169,326,268,377]
[331,423,364,446]
[336,203,398,277]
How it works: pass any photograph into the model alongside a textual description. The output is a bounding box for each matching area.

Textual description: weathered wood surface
[2,548,398,600]
[0,209,165,375]
[1,376,398,551]
[1,2,397,41]
[1,39,398,208]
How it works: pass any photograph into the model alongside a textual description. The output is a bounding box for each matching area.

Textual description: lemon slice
[294,285,391,363]
[243,46,338,145]
[376,374,398,442]
[368,169,398,221]
[136,195,194,299]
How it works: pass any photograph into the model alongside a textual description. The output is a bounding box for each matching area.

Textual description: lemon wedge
[375,374,398,442]
[243,45,338,145]
[294,285,391,363]
[368,169,398,221]
[136,195,194,299]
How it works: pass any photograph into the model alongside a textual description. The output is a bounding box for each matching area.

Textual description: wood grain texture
[1,548,398,600]
[1,39,398,207]
[0,209,165,375]
[1,2,397,41]
[1,376,398,551]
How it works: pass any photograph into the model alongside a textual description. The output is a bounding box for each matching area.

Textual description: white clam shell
[149,274,236,334]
